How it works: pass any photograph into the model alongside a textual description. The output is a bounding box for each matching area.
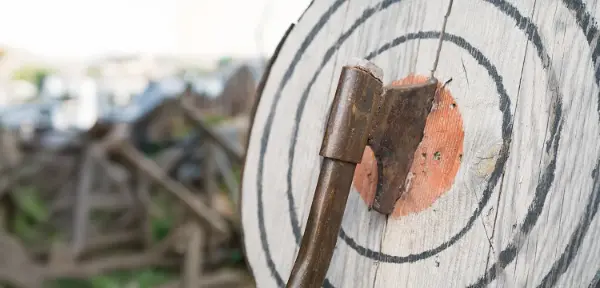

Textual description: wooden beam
[180,101,244,163]
[51,192,132,211]
[44,227,179,280]
[30,231,140,259]
[89,145,130,185]
[136,168,154,247]
[154,145,188,173]
[115,142,229,235]
[72,149,94,257]
[182,222,205,288]
[202,141,222,268]
[44,252,179,280]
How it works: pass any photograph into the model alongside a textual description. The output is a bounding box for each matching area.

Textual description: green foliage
[13,186,49,243]
[232,164,242,181]
[14,212,38,242]
[50,278,92,288]
[126,269,174,287]
[12,66,54,90]
[91,277,120,288]
[229,249,243,263]
[14,185,48,222]
[88,269,173,288]
[50,269,176,288]
[151,212,173,242]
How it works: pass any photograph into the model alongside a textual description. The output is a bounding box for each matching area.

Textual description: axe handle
[286,62,383,288]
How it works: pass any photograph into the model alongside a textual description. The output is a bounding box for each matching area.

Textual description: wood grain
[242,0,600,287]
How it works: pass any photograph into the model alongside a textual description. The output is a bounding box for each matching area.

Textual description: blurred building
[48,76,99,130]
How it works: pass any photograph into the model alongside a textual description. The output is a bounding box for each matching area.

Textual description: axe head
[368,78,438,214]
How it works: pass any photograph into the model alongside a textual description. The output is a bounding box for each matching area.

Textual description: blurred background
[0,0,310,287]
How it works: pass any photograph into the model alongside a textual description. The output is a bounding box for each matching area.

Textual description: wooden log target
[242,0,600,287]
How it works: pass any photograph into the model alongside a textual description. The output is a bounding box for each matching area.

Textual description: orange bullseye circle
[352,74,465,218]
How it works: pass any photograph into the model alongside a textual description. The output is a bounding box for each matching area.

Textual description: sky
[0,0,311,60]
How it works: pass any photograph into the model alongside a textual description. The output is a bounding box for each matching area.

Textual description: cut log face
[241,0,600,287]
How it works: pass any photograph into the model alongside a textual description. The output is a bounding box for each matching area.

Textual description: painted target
[242,0,600,287]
